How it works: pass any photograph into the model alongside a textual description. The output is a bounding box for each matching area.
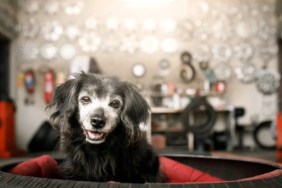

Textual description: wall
[13,0,279,150]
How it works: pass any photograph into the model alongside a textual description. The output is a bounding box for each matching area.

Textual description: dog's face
[78,85,123,144]
[47,73,150,145]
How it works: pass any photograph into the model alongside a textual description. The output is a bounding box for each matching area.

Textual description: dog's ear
[46,78,80,131]
[121,83,150,142]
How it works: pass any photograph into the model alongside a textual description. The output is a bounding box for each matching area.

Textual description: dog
[47,72,165,183]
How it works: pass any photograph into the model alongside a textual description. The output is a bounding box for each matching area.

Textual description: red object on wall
[0,99,19,158]
[215,81,226,94]
[276,112,282,162]
[44,69,55,104]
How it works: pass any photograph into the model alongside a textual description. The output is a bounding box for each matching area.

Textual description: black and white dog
[47,72,165,183]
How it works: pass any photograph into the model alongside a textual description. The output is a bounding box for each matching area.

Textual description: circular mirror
[132,63,146,78]
[256,69,280,95]
[159,59,170,70]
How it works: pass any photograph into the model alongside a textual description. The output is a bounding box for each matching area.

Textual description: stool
[234,107,247,150]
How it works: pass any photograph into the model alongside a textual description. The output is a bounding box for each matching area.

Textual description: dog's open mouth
[85,130,106,144]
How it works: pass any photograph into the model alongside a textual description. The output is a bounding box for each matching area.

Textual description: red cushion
[9,155,224,183]
[9,155,61,178]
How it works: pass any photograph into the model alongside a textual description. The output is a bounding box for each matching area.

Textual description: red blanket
[9,155,223,183]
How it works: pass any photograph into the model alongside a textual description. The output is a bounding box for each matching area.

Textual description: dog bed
[0,154,282,187]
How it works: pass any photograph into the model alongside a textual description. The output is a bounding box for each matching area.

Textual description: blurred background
[1,0,282,161]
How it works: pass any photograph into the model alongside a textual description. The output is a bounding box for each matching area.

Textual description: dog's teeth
[88,131,104,140]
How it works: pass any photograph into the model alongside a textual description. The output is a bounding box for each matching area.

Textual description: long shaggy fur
[47,73,165,183]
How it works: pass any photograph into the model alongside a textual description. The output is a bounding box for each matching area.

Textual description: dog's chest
[77,152,134,181]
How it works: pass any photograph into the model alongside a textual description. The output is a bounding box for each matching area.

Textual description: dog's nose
[91,116,106,129]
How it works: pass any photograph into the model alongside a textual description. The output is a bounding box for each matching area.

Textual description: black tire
[253,120,276,150]
[182,97,217,139]
[0,154,281,188]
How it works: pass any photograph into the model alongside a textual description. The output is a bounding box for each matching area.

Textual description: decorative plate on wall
[63,0,84,15]
[21,18,40,38]
[177,19,194,40]
[161,37,178,54]
[235,62,257,83]
[212,44,232,62]
[122,18,137,33]
[259,45,278,62]
[256,69,280,95]
[132,63,146,78]
[20,0,39,14]
[235,19,257,39]
[105,17,120,31]
[78,32,101,52]
[40,43,57,60]
[44,1,60,14]
[233,43,253,61]
[159,59,170,69]
[120,36,138,54]
[59,44,76,60]
[213,62,233,81]
[159,59,171,77]
[159,18,177,34]
[257,20,274,41]
[101,35,119,53]
[140,36,159,54]
[143,18,157,32]
[193,44,211,62]
[212,15,231,40]
[65,24,81,40]
[17,41,38,61]
[41,21,63,41]
[193,20,209,41]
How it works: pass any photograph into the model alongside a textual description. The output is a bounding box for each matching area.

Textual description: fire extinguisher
[24,69,35,104]
[44,69,55,104]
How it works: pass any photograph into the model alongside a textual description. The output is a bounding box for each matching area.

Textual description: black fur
[47,73,165,183]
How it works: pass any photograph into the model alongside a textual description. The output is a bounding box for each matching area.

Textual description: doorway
[0,34,10,99]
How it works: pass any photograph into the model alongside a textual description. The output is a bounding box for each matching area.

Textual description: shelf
[151,107,183,114]
[151,106,234,114]
[152,127,184,133]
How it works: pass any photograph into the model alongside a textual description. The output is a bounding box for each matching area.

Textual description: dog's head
[47,73,150,145]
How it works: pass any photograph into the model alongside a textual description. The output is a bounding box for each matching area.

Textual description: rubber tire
[0,154,282,188]
[182,97,217,139]
[253,120,276,150]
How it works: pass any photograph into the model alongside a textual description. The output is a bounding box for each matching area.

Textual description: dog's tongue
[88,131,104,140]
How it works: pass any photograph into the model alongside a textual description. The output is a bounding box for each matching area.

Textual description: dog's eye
[80,96,91,104]
[109,100,121,109]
